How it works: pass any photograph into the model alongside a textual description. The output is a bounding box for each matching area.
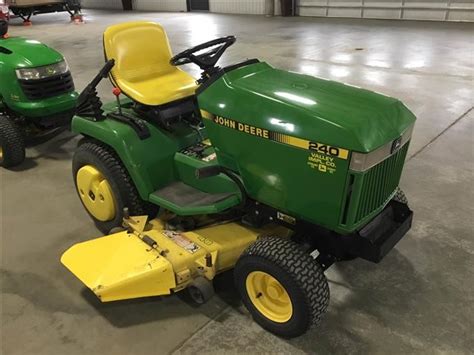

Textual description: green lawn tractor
[0,19,77,168]
[61,21,415,338]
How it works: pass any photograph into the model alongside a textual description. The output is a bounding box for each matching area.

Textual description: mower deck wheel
[234,237,329,338]
[0,117,25,168]
[187,277,215,305]
[73,141,158,234]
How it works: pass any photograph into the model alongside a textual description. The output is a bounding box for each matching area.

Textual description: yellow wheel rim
[76,165,116,222]
[246,271,293,323]
[0,145,3,163]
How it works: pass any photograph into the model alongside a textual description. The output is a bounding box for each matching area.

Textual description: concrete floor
[1,9,473,355]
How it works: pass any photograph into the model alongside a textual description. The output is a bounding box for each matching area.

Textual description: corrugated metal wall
[134,0,187,11]
[297,0,474,21]
[209,0,266,14]
[130,0,267,14]
[80,0,473,21]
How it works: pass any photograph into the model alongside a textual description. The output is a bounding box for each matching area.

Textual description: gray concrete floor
[1,9,473,355]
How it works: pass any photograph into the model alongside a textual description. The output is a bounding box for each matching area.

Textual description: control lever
[112,87,123,115]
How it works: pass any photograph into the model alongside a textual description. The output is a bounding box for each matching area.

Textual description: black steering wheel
[170,36,236,72]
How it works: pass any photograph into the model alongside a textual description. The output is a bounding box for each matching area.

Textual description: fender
[71,115,201,200]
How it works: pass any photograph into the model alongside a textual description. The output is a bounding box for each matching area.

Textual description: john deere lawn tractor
[62,21,415,337]
[0,19,77,167]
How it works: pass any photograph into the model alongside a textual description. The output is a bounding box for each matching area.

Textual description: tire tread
[0,117,25,168]
[239,237,329,333]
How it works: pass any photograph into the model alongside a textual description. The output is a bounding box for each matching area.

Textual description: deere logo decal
[391,136,402,154]
[47,67,56,75]
[201,111,349,160]
[212,115,270,139]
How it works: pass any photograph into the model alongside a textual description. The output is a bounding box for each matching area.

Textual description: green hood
[198,62,416,153]
[0,37,64,69]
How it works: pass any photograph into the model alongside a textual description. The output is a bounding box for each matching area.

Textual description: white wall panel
[448,0,474,21]
[363,1,401,19]
[133,0,187,11]
[209,0,266,14]
[274,0,283,14]
[81,0,122,9]
[403,8,446,20]
[298,0,474,21]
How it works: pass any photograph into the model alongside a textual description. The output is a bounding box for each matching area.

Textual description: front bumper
[33,108,75,128]
[9,91,77,119]
[349,200,413,262]
[303,199,413,263]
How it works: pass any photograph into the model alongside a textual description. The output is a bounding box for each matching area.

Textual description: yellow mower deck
[61,216,289,302]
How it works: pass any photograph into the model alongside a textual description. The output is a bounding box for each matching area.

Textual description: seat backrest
[103,21,175,84]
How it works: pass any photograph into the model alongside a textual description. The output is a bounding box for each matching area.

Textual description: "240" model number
[308,142,348,159]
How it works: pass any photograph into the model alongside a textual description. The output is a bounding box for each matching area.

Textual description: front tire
[0,117,25,168]
[72,141,157,234]
[234,237,330,338]
[394,187,408,204]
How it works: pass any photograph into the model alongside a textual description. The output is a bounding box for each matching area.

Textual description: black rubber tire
[0,117,25,168]
[186,277,215,305]
[234,237,330,338]
[72,140,158,234]
[394,187,408,205]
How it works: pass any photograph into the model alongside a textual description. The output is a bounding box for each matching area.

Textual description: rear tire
[234,237,330,338]
[0,117,25,168]
[72,141,158,234]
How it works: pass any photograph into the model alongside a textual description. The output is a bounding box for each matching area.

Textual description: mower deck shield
[61,230,176,302]
[61,217,290,303]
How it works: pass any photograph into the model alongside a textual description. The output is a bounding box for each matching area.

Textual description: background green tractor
[0,19,77,168]
[62,21,415,338]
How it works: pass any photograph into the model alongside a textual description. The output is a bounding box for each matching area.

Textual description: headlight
[350,124,414,172]
[16,60,69,81]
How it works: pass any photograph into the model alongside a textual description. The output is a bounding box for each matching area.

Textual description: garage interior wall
[133,0,187,11]
[80,0,122,9]
[297,0,474,21]
[131,0,268,13]
[80,0,473,21]
[209,0,265,14]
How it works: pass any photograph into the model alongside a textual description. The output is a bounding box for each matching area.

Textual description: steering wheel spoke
[170,36,236,74]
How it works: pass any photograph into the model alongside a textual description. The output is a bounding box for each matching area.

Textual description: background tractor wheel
[0,117,25,168]
[394,187,408,204]
[234,237,330,338]
[72,141,158,234]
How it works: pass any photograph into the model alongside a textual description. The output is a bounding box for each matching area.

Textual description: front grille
[355,143,409,223]
[19,72,75,100]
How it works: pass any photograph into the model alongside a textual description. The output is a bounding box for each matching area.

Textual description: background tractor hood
[198,62,416,153]
[0,37,64,69]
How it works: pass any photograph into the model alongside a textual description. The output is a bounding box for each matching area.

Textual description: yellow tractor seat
[103,21,197,107]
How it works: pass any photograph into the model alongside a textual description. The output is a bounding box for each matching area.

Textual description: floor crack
[169,305,230,354]
[409,106,473,161]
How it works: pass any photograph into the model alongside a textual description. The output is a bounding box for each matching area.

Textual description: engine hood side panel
[198,62,416,153]
[0,37,65,69]
[197,62,415,232]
